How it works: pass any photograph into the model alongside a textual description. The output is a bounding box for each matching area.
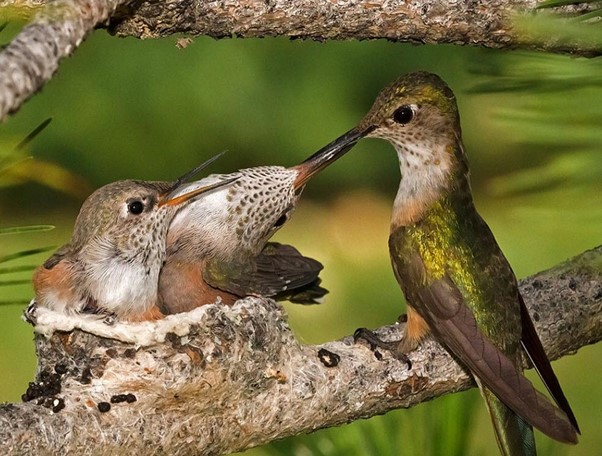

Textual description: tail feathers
[519,295,580,433]
[430,297,578,444]
[479,382,537,456]
[279,279,328,304]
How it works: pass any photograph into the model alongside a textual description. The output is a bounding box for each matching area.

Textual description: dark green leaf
[0,246,55,264]
[0,264,37,274]
[0,299,30,306]
[572,8,602,21]
[537,0,601,8]
[14,117,52,151]
[0,279,31,286]
[0,225,55,235]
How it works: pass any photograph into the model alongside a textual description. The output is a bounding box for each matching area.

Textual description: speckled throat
[80,206,175,317]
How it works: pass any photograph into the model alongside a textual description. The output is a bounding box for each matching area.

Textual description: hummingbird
[33,159,236,322]
[158,130,362,315]
[331,72,579,455]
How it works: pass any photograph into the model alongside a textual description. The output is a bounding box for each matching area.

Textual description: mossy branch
[0,0,130,121]
[0,0,600,121]
[0,246,600,455]
[107,0,597,56]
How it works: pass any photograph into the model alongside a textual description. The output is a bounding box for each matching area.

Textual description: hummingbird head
[351,72,469,226]
[72,150,236,257]
[357,71,462,172]
[167,132,363,261]
[72,180,176,253]
[67,176,233,317]
[71,182,175,247]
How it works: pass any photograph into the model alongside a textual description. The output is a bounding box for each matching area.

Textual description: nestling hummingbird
[33,160,236,322]
[334,72,579,455]
[158,130,362,314]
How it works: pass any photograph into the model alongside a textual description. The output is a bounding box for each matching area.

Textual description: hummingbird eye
[127,200,145,215]
[393,105,414,125]
[273,213,288,228]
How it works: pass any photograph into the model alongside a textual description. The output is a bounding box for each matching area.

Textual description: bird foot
[102,314,117,326]
[23,299,38,325]
[79,302,117,325]
[353,327,411,368]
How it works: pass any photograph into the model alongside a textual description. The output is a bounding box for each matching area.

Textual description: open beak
[172,151,227,188]
[158,152,234,207]
[159,176,238,207]
[292,127,368,190]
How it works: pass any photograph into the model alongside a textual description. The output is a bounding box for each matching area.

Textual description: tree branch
[1,246,600,455]
[0,0,599,121]
[0,0,130,121]
[108,0,597,54]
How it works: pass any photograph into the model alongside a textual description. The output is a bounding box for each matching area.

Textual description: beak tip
[293,127,363,187]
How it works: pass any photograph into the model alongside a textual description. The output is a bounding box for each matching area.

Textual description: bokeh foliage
[1,15,601,455]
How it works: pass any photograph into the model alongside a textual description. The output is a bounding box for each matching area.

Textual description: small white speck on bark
[1,246,600,455]
[0,0,599,122]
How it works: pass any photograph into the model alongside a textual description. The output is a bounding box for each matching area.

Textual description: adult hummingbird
[334,72,579,455]
[33,160,236,322]
[158,131,362,314]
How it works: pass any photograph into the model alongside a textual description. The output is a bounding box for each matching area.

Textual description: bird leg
[354,306,430,367]
[353,327,411,367]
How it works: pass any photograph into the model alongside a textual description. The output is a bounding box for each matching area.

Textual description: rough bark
[0,0,131,121]
[107,0,594,57]
[0,245,600,455]
[0,0,599,121]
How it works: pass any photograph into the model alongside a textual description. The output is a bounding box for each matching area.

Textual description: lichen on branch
[0,246,600,455]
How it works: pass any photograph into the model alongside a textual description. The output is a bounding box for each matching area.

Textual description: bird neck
[390,138,470,230]
[80,234,166,316]
[388,175,478,290]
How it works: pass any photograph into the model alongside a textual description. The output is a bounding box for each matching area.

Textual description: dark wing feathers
[42,244,73,269]
[251,243,323,289]
[203,242,327,303]
[519,295,580,433]
[414,274,578,444]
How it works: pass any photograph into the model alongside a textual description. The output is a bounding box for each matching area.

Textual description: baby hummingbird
[33,159,235,322]
[158,130,362,314]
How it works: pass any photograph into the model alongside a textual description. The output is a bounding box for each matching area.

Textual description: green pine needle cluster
[0,121,55,306]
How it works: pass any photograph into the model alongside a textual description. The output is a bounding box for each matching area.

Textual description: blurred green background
[1,19,601,456]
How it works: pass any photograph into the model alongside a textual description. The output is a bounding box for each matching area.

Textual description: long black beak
[292,127,370,190]
[158,152,235,207]
[172,151,227,188]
